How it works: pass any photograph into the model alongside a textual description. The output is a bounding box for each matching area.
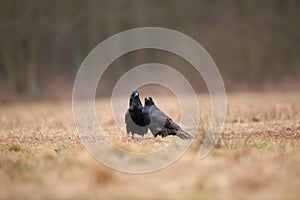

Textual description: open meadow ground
[0,91,300,200]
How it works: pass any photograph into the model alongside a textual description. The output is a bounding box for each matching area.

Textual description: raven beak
[134,92,139,98]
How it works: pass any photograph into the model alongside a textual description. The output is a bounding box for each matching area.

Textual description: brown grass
[0,91,300,200]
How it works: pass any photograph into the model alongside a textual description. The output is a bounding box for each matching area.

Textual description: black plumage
[142,96,192,139]
[125,90,148,138]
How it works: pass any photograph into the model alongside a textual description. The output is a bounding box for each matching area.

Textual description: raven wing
[125,109,148,137]
[125,110,133,133]
[149,105,192,139]
[148,106,170,135]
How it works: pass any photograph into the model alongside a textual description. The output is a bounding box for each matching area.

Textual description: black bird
[125,90,148,138]
[142,96,193,139]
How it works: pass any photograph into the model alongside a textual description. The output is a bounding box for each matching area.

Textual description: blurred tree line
[0,0,299,98]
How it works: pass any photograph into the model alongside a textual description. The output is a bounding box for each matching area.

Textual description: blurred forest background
[0,0,299,101]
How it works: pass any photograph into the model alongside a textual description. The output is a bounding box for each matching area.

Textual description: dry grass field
[0,91,300,200]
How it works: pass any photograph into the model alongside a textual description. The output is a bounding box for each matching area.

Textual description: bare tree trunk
[27,39,39,95]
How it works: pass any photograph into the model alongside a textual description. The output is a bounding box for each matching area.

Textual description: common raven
[142,96,192,139]
[125,90,148,138]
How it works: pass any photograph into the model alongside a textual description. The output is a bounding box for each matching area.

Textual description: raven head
[129,90,142,110]
[131,90,139,99]
[145,96,154,106]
